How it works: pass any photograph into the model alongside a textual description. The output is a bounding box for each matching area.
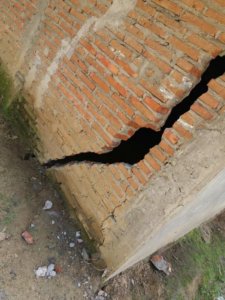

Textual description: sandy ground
[0,114,103,300]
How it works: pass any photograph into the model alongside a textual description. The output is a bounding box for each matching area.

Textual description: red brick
[159,140,175,156]
[95,40,115,59]
[176,58,201,78]
[191,102,214,120]
[204,8,225,25]
[138,16,166,38]
[143,50,171,73]
[136,0,157,17]
[114,57,138,78]
[180,111,198,126]
[150,146,167,162]
[199,93,220,110]
[111,94,134,117]
[119,74,144,97]
[180,0,205,11]
[136,160,153,177]
[145,38,172,61]
[188,33,222,58]
[173,122,193,140]
[144,97,169,114]
[208,80,225,98]
[164,128,179,144]
[130,96,159,123]
[70,8,86,22]
[125,23,145,40]
[168,36,199,61]
[107,76,128,97]
[181,12,217,36]
[124,36,143,53]
[90,73,109,93]
[132,167,148,185]
[145,154,161,171]
[110,40,133,59]
[140,80,168,103]
[156,12,186,34]
[80,40,96,55]
[97,53,119,75]
[153,0,182,15]
[118,165,139,191]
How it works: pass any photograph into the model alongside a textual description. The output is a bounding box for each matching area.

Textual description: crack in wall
[44,55,225,168]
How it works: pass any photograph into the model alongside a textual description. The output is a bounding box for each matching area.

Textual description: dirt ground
[1,112,225,300]
[0,112,165,300]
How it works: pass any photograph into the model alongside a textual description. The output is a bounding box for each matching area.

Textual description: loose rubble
[95,290,108,300]
[150,255,172,275]
[21,231,34,245]
[82,248,90,261]
[43,200,53,210]
[0,228,7,242]
[35,264,57,278]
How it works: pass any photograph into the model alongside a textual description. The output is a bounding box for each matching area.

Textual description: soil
[0,114,101,300]
[1,112,225,300]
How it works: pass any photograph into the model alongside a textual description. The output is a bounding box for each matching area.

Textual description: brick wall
[1,0,225,276]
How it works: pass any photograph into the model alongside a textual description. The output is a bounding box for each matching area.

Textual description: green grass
[0,193,17,227]
[164,229,225,299]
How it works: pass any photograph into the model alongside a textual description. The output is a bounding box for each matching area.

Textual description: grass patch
[0,193,17,227]
[164,229,225,299]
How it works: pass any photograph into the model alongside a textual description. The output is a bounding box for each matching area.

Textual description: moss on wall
[0,61,37,148]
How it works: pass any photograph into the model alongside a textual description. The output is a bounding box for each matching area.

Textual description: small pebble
[76,231,81,238]
[69,242,75,248]
[43,200,53,210]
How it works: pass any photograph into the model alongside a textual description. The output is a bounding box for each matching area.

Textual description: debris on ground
[95,290,108,300]
[0,228,7,242]
[43,200,53,210]
[35,266,48,278]
[21,230,34,245]
[76,231,81,238]
[150,255,172,275]
[54,265,62,274]
[35,264,57,278]
[46,263,57,277]
[69,242,75,248]
[75,231,83,243]
[200,224,212,244]
[82,248,90,261]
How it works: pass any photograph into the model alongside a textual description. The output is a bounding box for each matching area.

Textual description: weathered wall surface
[0,0,225,277]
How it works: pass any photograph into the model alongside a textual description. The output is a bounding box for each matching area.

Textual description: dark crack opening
[44,55,225,168]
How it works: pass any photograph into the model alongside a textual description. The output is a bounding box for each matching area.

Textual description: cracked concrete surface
[100,114,225,278]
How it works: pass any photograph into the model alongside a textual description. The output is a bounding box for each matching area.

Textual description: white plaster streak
[178,118,194,130]
[94,0,137,31]
[35,39,71,108]
[159,86,175,101]
[13,0,49,76]
[25,54,41,90]
[169,76,193,91]
[35,0,137,108]
[66,17,97,59]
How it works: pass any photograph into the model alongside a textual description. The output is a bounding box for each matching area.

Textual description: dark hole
[45,55,225,168]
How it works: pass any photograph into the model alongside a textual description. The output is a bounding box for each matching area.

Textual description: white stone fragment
[43,200,53,210]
